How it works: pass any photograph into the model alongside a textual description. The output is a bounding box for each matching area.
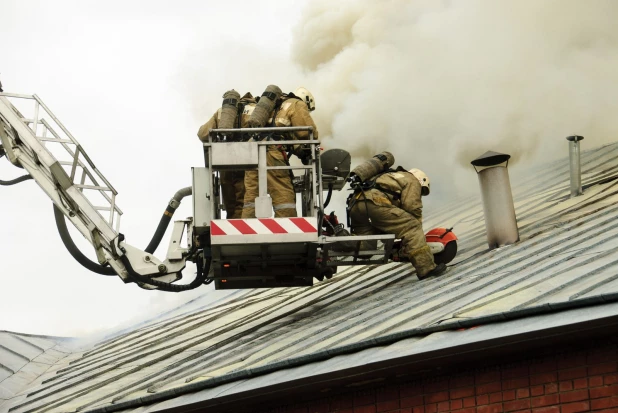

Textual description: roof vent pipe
[471,151,519,249]
[567,135,584,198]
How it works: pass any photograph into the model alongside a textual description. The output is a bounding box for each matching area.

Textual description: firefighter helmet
[409,168,430,196]
[294,87,315,111]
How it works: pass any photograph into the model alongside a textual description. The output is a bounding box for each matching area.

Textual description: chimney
[566,135,584,198]
[471,151,519,249]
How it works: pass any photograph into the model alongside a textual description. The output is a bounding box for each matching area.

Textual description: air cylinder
[471,151,519,249]
[350,151,395,182]
[218,89,241,129]
[247,85,282,128]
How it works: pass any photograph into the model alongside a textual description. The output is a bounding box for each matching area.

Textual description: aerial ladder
[1,92,422,291]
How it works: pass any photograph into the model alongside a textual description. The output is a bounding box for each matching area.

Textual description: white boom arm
[0,93,189,289]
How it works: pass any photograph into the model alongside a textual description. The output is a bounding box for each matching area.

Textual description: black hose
[2,172,111,276]
[53,185,193,280]
[323,183,333,208]
[0,174,33,186]
[2,162,201,289]
[197,253,214,285]
[145,187,192,254]
[55,202,209,290]
[120,253,210,292]
[44,179,204,289]
[144,204,175,254]
[53,204,116,276]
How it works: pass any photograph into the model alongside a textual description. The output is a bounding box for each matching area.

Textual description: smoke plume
[291,0,618,198]
[182,0,618,200]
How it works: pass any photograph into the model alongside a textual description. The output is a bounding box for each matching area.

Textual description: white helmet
[409,168,430,196]
[294,87,315,111]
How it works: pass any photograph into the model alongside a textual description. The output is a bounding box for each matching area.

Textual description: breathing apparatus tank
[348,151,395,184]
[247,84,283,128]
[218,89,241,129]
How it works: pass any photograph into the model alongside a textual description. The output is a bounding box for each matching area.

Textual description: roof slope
[4,143,618,413]
[0,331,75,411]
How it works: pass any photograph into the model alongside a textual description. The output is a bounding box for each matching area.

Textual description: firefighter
[197,91,257,219]
[347,167,447,280]
[241,86,319,218]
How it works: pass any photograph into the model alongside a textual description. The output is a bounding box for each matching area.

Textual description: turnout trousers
[349,201,436,277]
[242,149,297,218]
[220,170,245,219]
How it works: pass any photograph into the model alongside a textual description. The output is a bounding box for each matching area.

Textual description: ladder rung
[0,92,34,99]
[38,137,73,144]
[74,184,112,191]
[22,118,42,126]
[94,206,112,211]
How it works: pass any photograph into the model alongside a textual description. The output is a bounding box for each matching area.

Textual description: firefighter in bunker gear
[241,86,319,218]
[348,167,446,279]
[197,91,257,219]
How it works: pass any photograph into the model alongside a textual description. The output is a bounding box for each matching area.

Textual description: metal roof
[4,142,618,413]
[0,331,75,409]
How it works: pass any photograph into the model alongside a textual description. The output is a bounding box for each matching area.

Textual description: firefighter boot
[324,212,357,252]
[421,263,447,280]
[330,225,358,252]
[409,246,446,280]
[322,212,339,235]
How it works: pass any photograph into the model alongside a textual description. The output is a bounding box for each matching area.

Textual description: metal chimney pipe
[566,135,584,198]
[471,151,519,249]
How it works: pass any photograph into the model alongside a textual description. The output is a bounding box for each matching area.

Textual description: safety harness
[345,167,406,226]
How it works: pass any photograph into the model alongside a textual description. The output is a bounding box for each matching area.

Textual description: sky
[2,0,618,337]
[0,0,308,337]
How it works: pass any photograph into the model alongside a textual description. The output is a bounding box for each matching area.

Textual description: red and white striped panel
[210,217,319,244]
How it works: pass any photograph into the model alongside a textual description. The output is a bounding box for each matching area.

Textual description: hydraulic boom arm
[0,93,193,290]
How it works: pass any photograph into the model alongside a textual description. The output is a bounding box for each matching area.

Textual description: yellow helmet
[294,87,315,111]
[409,168,430,196]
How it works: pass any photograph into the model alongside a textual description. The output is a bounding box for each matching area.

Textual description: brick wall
[254,341,618,413]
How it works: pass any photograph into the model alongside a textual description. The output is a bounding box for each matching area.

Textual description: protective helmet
[409,168,430,196]
[294,86,315,111]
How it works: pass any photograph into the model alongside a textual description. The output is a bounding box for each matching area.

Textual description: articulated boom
[0,93,395,291]
[0,94,186,289]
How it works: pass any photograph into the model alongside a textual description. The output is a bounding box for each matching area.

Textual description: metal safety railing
[205,126,322,218]
[0,93,123,232]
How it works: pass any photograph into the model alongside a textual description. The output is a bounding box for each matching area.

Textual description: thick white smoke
[182,0,618,201]
[291,0,618,199]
